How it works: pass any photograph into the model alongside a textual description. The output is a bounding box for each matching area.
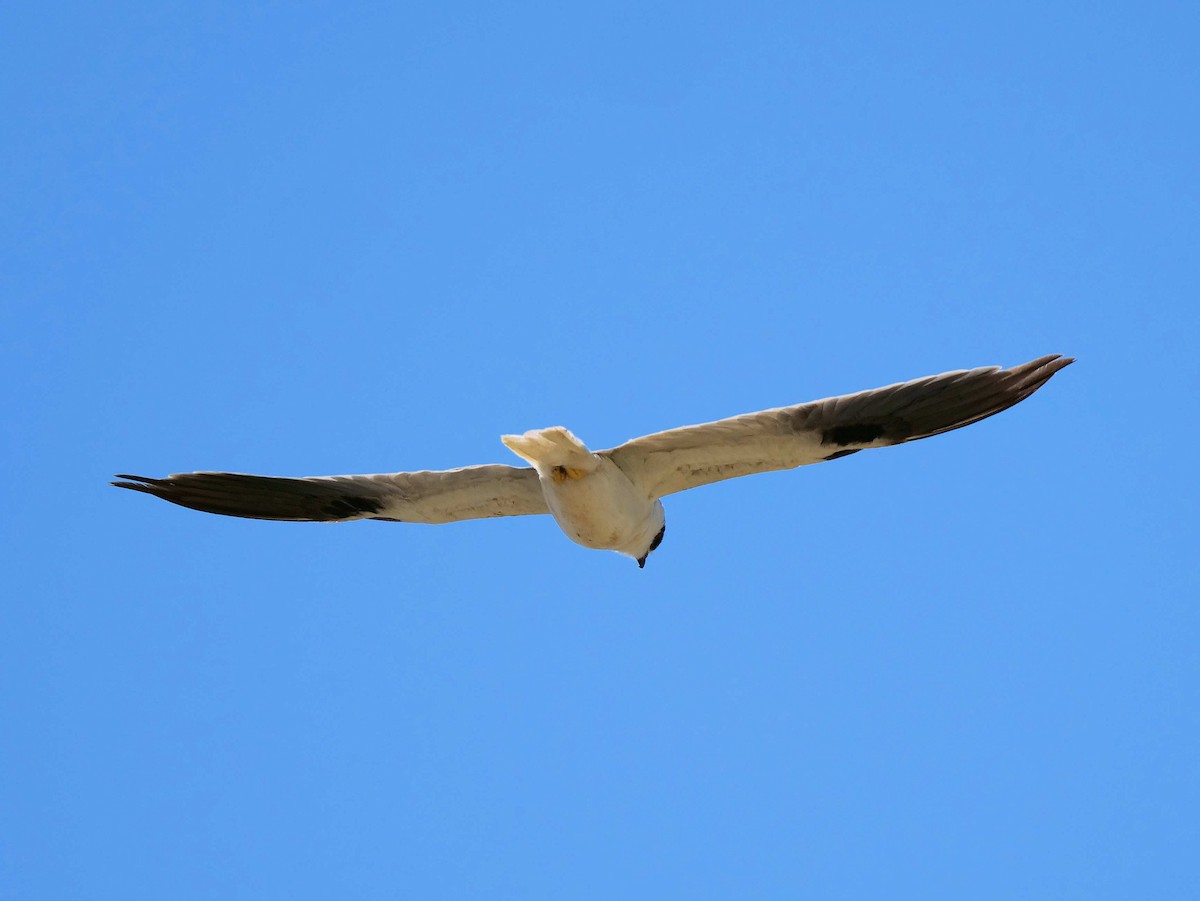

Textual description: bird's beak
[637,555,647,568]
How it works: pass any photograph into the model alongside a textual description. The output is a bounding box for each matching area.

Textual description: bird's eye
[648,525,665,553]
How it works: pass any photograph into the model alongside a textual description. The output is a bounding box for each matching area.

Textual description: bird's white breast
[539,456,660,553]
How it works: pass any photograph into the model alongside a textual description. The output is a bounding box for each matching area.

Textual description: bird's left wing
[603,354,1073,499]
[112,464,548,524]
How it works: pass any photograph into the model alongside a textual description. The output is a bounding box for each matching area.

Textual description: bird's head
[636,523,666,568]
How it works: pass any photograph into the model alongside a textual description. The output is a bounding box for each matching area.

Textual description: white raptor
[114,354,1073,567]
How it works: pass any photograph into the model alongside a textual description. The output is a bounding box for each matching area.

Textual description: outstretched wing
[604,354,1073,499]
[112,464,548,524]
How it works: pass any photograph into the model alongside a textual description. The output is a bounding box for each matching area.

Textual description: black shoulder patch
[822,448,861,461]
[823,422,887,446]
[322,495,384,518]
[648,524,666,552]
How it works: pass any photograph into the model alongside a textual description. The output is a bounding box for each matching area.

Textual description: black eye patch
[648,525,666,553]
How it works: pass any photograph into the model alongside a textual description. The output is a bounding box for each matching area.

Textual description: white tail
[501,427,596,473]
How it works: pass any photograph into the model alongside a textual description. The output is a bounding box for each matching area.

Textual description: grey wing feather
[603,354,1074,499]
[112,464,548,524]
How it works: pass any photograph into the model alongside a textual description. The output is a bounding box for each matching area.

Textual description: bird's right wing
[112,464,548,524]
[604,354,1073,499]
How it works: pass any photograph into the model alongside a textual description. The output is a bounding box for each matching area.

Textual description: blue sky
[3,3,1198,898]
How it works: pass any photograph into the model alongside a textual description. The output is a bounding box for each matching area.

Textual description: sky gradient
[3,3,1198,898]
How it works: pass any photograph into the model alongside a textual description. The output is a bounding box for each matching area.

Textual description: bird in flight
[114,354,1072,568]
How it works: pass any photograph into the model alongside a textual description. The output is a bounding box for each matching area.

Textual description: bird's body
[502,427,666,563]
[114,354,1073,567]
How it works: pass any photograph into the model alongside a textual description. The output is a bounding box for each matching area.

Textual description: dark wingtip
[1015,353,1075,394]
[1030,353,1075,371]
[110,470,385,521]
[112,474,160,493]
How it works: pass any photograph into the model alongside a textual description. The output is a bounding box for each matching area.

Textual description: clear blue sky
[3,3,1198,898]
